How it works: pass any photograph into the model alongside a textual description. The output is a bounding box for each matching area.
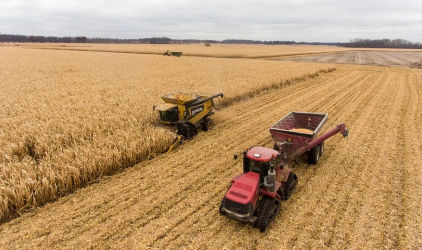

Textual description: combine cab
[154,93,223,152]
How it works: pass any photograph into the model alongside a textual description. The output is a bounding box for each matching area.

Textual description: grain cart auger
[153,93,223,153]
[219,112,348,232]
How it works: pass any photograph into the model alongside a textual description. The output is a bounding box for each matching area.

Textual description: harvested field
[277,50,422,68]
[2,43,350,58]
[0,46,335,222]
[1,64,421,249]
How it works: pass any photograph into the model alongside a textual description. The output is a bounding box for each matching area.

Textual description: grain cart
[153,93,223,152]
[219,111,348,231]
[163,50,182,57]
[270,112,348,165]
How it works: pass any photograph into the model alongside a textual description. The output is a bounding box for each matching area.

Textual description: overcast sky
[1,0,421,42]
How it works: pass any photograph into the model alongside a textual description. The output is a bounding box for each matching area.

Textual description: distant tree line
[0,34,214,44]
[0,33,338,45]
[345,38,422,49]
[1,33,421,49]
[0,34,91,43]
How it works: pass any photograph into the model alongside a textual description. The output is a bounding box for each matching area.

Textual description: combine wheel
[283,172,298,200]
[202,119,214,131]
[177,123,197,139]
[256,196,281,232]
[319,141,325,156]
[307,145,320,165]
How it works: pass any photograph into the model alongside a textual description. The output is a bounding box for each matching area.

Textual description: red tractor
[219,147,297,232]
[219,112,349,231]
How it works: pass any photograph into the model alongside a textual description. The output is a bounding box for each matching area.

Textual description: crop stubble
[0,64,421,249]
[9,43,349,58]
[279,51,422,68]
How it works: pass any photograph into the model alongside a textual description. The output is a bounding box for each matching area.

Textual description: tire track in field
[399,71,422,249]
[230,69,365,120]
[284,51,422,68]
[317,53,339,63]
[318,69,419,249]
[378,71,408,249]
[354,51,366,64]
[354,71,407,249]
[323,70,405,249]
[378,52,409,66]
[366,51,390,66]
[390,52,419,65]
[336,52,354,64]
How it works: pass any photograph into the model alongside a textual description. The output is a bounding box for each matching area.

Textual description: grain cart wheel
[307,145,320,165]
[256,196,281,232]
[283,172,298,200]
[319,141,325,156]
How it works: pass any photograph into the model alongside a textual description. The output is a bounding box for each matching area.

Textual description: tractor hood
[226,171,260,205]
[155,103,178,111]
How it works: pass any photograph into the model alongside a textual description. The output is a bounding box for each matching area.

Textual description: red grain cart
[270,111,348,164]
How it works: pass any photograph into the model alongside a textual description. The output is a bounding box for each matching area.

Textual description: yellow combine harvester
[154,93,223,153]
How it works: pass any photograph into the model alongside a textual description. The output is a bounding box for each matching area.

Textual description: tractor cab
[242,147,281,184]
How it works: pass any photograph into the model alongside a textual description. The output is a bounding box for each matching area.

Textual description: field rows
[1,65,421,249]
[279,51,422,68]
[4,43,350,58]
